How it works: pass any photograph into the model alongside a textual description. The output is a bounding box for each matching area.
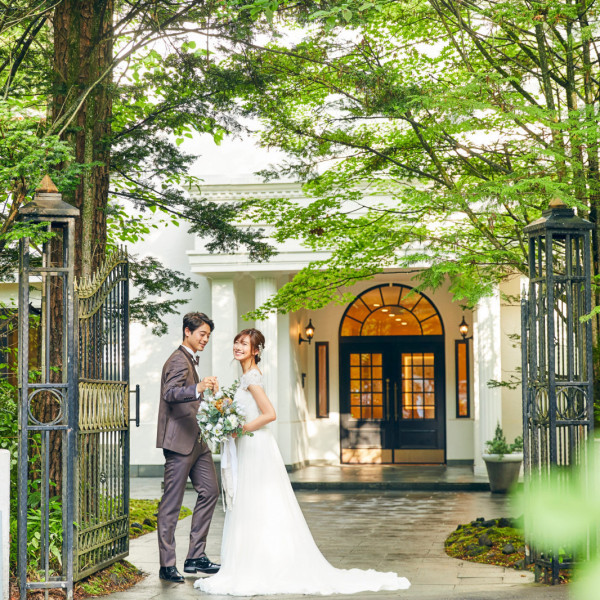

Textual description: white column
[254,277,279,440]
[210,278,238,389]
[473,287,503,476]
[0,449,9,600]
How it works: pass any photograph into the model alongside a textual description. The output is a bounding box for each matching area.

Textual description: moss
[129,499,191,539]
[445,517,528,569]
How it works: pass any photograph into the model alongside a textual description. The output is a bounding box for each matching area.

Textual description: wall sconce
[298,319,315,345]
[301,373,307,388]
[459,316,470,340]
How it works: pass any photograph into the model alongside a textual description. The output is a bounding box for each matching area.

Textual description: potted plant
[482,423,524,493]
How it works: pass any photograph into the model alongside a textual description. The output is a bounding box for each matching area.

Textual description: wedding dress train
[194,369,410,596]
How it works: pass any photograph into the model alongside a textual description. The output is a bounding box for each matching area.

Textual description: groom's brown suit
[156,346,218,567]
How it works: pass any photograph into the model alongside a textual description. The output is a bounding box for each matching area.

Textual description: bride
[194,328,410,596]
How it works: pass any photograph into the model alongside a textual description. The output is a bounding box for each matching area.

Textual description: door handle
[393,382,398,423]
[130,384,140,427]
[385,378,390,420]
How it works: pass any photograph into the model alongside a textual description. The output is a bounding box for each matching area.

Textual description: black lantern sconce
[298,319,315,345]
[458,316,470,339]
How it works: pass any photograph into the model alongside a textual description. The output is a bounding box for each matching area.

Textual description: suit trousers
[157,440,219,566]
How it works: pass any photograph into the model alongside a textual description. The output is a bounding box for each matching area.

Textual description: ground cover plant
[444,516,570,583]
[7,498,190,599]
[445,516,528,568]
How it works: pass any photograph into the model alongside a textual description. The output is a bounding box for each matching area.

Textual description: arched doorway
[339,283,446,464]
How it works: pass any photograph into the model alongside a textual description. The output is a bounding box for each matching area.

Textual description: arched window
[340,284,443,336]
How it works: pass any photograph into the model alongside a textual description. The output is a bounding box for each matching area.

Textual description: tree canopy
[214,0,600,317]
[0,0,274,333]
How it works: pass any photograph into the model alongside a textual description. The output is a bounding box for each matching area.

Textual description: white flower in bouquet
[196,380,252,450]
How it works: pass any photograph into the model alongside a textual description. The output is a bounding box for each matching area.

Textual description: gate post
[522,198,594,583]
[17,176,79,599]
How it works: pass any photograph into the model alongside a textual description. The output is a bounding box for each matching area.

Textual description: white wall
[500,275,525,445]
[129,221,212,468]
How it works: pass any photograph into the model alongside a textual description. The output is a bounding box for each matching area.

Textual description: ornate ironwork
[17,178,131,598]
[17,177,79,599]
[74,248,130,580]
[522,199,594,584]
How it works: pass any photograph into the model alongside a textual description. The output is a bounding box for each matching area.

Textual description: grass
[9,499,192,599]
[129,498,191,539]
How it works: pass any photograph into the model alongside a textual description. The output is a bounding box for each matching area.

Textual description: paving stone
[107,480,566,600]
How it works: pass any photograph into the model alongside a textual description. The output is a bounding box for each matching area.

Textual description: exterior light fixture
[299,319,315,345]
[459,316,469,339]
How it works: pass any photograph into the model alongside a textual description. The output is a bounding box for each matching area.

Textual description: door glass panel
[401,353,435,420]
[348,353,383,420]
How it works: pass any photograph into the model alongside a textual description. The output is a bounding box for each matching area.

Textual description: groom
[156,312,221,583]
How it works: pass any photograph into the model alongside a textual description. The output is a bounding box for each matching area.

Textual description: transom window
[340,284,443,336]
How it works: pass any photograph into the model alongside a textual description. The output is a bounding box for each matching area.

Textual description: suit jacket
[156,346,202,455]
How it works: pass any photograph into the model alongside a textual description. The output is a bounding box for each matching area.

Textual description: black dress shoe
[184,556,220,574]
[159,566,184,582]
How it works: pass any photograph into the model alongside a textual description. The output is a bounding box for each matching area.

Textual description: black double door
[340,337,446,463]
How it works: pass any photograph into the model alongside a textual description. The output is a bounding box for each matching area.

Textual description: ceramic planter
[482,453,523,493]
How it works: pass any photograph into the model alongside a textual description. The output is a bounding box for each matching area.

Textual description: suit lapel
[179,346,200,384]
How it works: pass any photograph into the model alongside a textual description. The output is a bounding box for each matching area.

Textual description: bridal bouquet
[197,381,251,450]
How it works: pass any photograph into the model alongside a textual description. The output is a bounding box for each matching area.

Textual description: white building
[126,178,524,477]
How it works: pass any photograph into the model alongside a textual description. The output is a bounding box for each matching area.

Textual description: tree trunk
[48,0,114,493]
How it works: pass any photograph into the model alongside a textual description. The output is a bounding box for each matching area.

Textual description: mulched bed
[9,561,144,600]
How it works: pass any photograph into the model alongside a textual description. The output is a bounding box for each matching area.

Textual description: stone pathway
[106,480,569,600]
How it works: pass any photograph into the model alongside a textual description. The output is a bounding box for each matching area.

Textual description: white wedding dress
[194,369,410,596]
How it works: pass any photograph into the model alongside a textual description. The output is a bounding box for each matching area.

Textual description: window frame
[315,341,330,418]
[455,339,470,418]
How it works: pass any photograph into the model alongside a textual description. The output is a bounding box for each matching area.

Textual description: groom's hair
[182,312,215,339]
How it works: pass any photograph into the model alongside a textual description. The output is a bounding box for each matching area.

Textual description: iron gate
[74,249,130,580]
[521,200,595,583]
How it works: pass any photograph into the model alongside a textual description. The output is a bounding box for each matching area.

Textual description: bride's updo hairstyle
[234,328,266,364]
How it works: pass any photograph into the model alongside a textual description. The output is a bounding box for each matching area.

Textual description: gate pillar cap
[524,198,593,234]
[18,175,80,220]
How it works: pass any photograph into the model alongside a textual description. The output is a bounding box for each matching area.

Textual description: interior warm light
[373,303,380,307]
[381,308,389,312]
